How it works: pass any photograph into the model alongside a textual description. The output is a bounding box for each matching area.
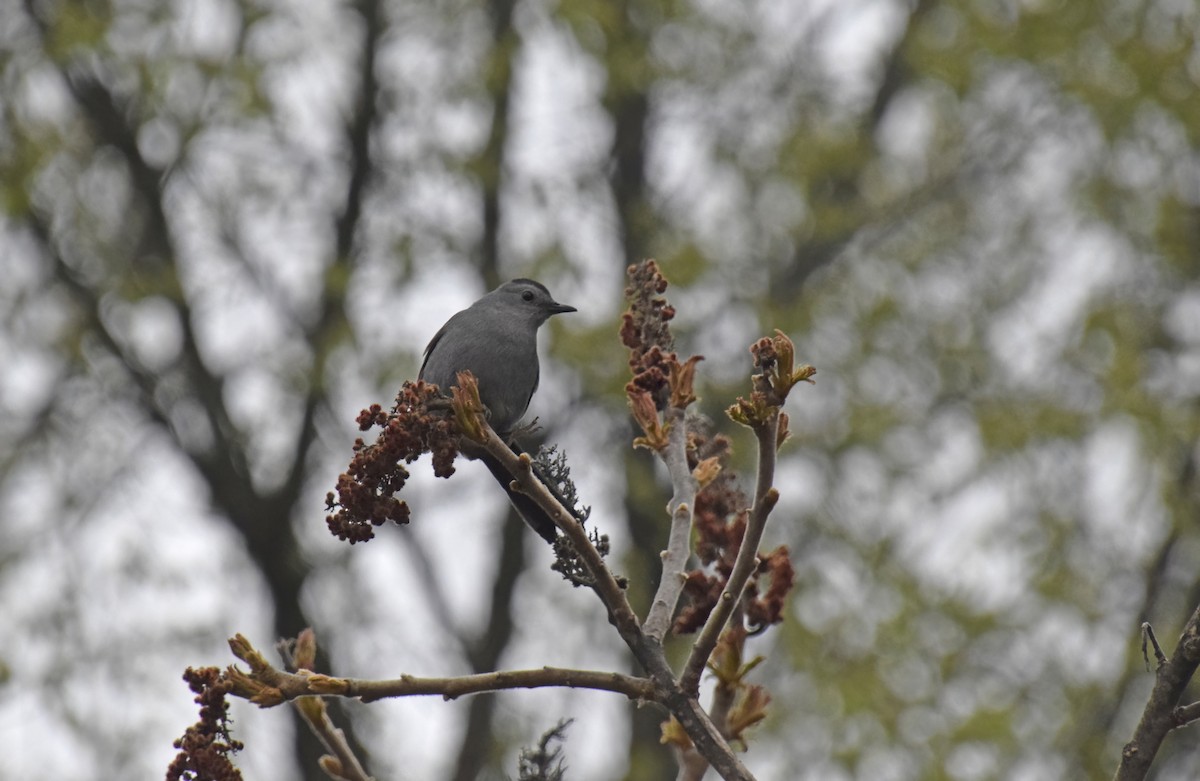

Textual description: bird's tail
[478,447,559,544]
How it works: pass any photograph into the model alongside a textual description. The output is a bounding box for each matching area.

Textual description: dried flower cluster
[620,260,703,450]
[620,259,676,406]
[325,381,459,543]
[166,667,244,781]
[672,430,795,634]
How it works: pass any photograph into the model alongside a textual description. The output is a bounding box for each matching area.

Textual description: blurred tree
[2,0,1199,778]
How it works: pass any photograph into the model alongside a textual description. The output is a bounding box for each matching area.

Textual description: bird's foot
[508,417,543,444]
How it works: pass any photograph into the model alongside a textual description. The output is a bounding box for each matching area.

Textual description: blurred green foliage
[2,0,1199,779]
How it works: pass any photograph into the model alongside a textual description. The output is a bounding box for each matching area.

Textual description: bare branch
[1114,604,1200,780]
[1173,701,1200,729]
[1141,622,1166,669]
[323,667,657,704]
[643,406,699,641]
[277,631,375,781]
[294,697,375,781]
[227,635,657,704]
[681,412,781,695]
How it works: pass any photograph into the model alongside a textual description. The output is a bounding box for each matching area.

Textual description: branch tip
[1142,622,1167,670]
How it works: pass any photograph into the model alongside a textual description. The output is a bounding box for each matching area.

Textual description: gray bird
[419,279,576,542]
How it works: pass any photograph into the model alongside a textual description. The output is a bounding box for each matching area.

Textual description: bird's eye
[521,290,535,302]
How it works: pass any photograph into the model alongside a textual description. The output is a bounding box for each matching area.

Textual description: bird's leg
[426,395,493,423]
[507,417,542,446]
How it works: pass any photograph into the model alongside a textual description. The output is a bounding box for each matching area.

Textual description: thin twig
[1141,622,1166,670]
[299,666,655,703]
[229,637,656,704]
[644,407,699,641]
[680,412,781,695]
[294,697,375,781]
[1173,701,1200,728]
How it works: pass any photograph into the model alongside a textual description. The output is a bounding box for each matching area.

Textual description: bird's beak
[548,302,577,315]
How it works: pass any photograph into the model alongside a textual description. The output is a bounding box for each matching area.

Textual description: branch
[475,419,644,644]
[1142,622,1167,669]
[467,412,755,780]
[294,697,375,781]
[277,631,374,781]
[1174,701,1200,729]
[643,406,699,641]
[680,412,781,695]
[327,667,658,703]
[675,617,743,781]
[657,686,753,781]
[227,635,656,704]
[1114,605,1200,780]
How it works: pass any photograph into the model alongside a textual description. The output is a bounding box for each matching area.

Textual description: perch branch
[476,421,644,642]
[681,411,781,695]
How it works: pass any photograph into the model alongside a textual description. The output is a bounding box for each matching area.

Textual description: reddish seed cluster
[746,546,795,630]
[672,432,795,634]
[620,260,678,409]
[166,667,244,781]
[325,381,460,543]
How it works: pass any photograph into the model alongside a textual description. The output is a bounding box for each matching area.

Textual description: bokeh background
[2,0,1200,779]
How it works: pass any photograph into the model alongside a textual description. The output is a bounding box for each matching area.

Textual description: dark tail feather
[478,449,559,544]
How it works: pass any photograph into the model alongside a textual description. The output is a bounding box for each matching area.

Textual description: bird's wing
[516,361,539,424]
[417,322,450,380]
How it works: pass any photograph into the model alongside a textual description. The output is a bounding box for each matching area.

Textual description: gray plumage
[419,279,575,432]
[418,279,575,542]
